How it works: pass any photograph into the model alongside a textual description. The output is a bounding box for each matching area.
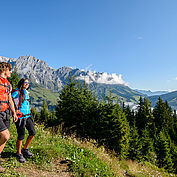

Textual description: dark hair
[17,78,29,103]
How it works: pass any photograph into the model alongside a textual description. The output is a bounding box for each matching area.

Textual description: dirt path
[13,159,74,177]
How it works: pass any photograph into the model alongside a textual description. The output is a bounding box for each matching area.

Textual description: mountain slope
[135,89,168,96]
[1,55,144,106]
[3,121,175,177]
[29,82,59,110]
[89,82,144,103]
[149,90,177,110]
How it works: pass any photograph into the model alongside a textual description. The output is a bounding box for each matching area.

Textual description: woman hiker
[12,78,36,163]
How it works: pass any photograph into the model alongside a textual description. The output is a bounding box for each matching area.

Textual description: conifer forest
[9,70,177,174]
[32,78,177,174]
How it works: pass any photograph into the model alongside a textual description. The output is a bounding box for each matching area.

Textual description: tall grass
[1,121,176,176]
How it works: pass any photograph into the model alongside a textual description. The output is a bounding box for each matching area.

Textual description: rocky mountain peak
[1,55,128,91]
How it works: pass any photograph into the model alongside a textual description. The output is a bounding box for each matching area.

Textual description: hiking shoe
[16,153,26,163]
[22,148,33,158]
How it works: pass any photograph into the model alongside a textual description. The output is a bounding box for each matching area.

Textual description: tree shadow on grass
[1,151,16,158]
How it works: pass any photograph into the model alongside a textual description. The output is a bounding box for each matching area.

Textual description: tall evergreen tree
[141,127,155,162]
[55,78,100,138]
[31,107,40,122]
[40,100,49,123]
[156,131,174,172]
[123,104,135,127]
[129,123,142,161]
[135,97,153,134]
[106,103,130,159]
[8,66,20,89]
[153,97,165,133]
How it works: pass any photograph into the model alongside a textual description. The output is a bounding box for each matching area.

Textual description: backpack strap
[17,90,22,108]
[12,89,21,110]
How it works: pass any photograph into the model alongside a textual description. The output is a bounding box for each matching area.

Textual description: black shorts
[15,116,36,140]
[0,109,10,132]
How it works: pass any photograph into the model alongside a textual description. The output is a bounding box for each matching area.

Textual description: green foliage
[29,82,59,111]
[123,104,135,127]
[3,120,115,176]
[89,82,144,104]
[55,78,131,159]
[56,78,100,138]
[31,107,40,122]
[141,127,155,163]
[135,97,154,134]
[40,100,50,123]
[156,131,174,172]
[104,103,130,159]
[129,124,142,161]
[64,144,114,176]
[8,66,20,89]
[52,79,177,174]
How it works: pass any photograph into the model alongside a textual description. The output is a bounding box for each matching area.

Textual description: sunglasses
[24,82,29,84]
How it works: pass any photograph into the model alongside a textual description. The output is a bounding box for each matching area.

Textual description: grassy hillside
[87,82,144,103]
[28,81,144,111]
[29,82,59,110]
[1,121,176,176]
[149,90,177,110]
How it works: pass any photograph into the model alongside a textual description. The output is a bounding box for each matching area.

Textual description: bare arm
[8,93,18,122]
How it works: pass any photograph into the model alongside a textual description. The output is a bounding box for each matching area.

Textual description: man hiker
[0,62,18,172]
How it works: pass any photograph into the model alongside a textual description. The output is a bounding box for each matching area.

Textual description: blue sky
[1,0,177,91]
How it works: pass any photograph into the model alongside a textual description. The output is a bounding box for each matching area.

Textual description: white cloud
[77,70,128,86]
[167,89,176,92]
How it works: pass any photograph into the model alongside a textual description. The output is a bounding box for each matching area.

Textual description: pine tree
[141,127,155,162]
[143,97,154,127]
[156,131,174,172]
[123,104,135,127]
[129,123,142,161]
[173,110,177,144]
[40,100,49,124]
[55,77,100,137]
[8,66,20,89]
[153,98,176,141]
[135,97,154,134]
[31,107,40,122]
[163,101,176,141]
[106,103,130,159]
[153,97,165,132]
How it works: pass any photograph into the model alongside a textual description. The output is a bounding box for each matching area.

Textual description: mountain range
[1,55,177,110]
[135,89,169,97]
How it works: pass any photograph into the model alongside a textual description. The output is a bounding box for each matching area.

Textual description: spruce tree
[153,97,165,133]
[8,66,20,89]
[156,131,174,172]
[135,97,146,134]
[55,78,100,138]
[31,107,40,122]
[129,123,142,161]
[123,105,135,127]
[106,103,130,159]
[40,100,49,124]
[141,127,155,162]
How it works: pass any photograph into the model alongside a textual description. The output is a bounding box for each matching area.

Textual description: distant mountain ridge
[149,90,177,110]
[135,89,169,96]
[0,55,127,90]
[2,55,177,110]
[0,55,144,107]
